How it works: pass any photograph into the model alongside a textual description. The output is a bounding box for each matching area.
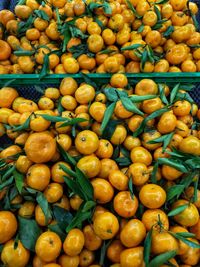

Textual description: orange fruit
[120,247,144,267]
[93,212,119,240]
[91,178,114,204]
[0,211,17,244]
[25,132,56,163]
[114,191,138,218]
[1,240,30,267]
[0,87,19,108]
[83,225,102,251]
[142,209,169,231]
[120,219,146,248]
[75,130,99,155]
[179,136,200,156]
[77,155,101,178]
[0,40,11,61]
[58,254,79,267]
[35,231,62,262]
[172,200,199,227]
[139,184,166,209]
[63,229,85,256]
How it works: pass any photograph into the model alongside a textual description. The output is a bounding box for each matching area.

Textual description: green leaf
[157,158,188,173]
[126,0,142,19]
[59,164,76,178]
[66,209,91,232]
[148,132,174,152]
[14,50,35,56]
[12,116,31,132]
[17,15,34,37]
[170,83,180,104]
[133,107,169,137]
[13,170,24,194]
[171,232,200,249]
[52,206,73,231]
[144,228,153,265]
[82,200,96,213]
[39,53,49,79]
[115,157,132,167]
[138,24,145,33]
[75,167,94,201]
[168,204,188,217]
[57,143,76,166]
[99,49,117,54]
[1,165,16,182]
[102,119,120,139]
[18,216,42,252]
[141,50,148,70]
[80,73,97,89]
[120,97,144,116]
[36,192,52,223]
[193,176,199,203]
[155,0,169,4]
[48,223,66,242]
[58,118,87,128]
[163,25,174,38]
[121,44,143,51]
[99,240,113,266]
[34,9,50,21]
[102,2,112,14]
[40,114,66,123]
[148,251,177,267]
[130,95,157,103]
[150,162,158,184]
[174,232,196,238]
[185,158,200,170]
[0,176,14,190]
[128,177,134,199]
[63,175,85,200]
[100,102,116,133]
[154,5,161,21]
[158,84,169,105]
[166,185,185,202]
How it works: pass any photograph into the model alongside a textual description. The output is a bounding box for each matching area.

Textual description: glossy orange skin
[83,225,102,251]
[179,136,200,156]
[44,183,63,203]
[128,163,149,186]
[190,218,200,240]
[135,79,158,96]
[95,139,113,159]
[157,112,177,134]
[151,230,179,255]
[26,164,50,191]
[180,239,200,266]
[77,155,101,178]
[79,249,95,267]
[161,165,182,181]
[75,84,96,104]
[172,200,199,227]
[120,219,146,248]
[142,209,169,231]
[63,229,85,257]
[98,159,119,179]
[0,211,17,244]
[139,184,166,209]
[91,178,114,204]
[113,191,138,218]
[1,240,30,267]
[130,146,152,166]
[120,247,144,267]
[25,132,56,163]
[93,212,119,240]
[108,170,129,191]
[35,232,62,262]
[58,254,79,267]
[170,226,190,255]
[0,87,19,108]
[107,240,124,263]
[75,130,99,155]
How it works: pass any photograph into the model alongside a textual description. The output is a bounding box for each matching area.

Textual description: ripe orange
[63,228,85,256]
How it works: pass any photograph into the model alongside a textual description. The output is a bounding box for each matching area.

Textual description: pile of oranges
[0,0,200,74]
[0,74,200,267]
